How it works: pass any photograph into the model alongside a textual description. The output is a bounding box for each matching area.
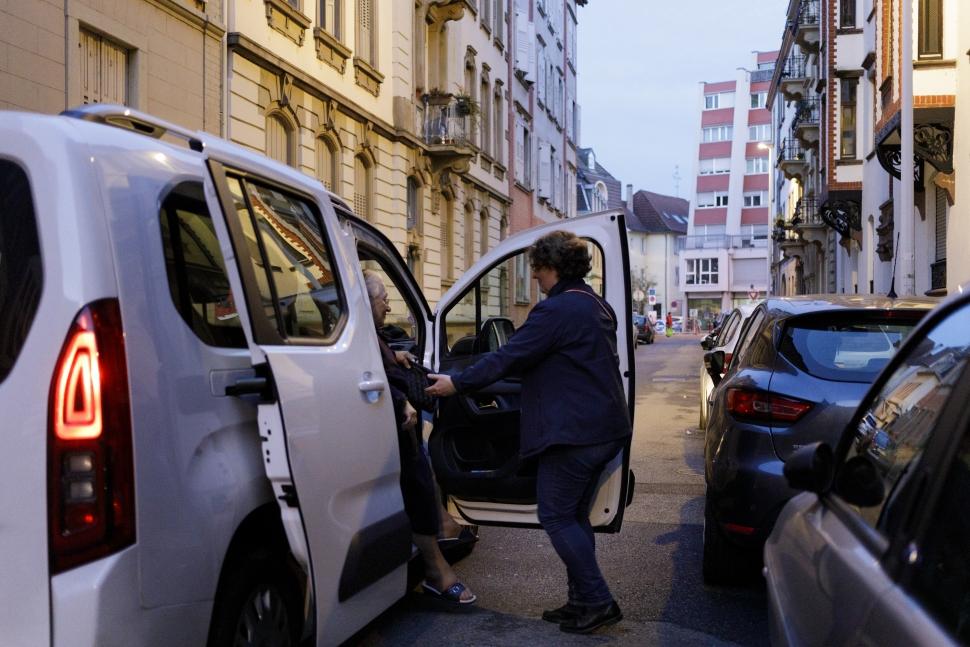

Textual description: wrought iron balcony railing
[793,98,820,128]
[779,140,806,163]
[783,54,807,79]
[794,197,824,227]
[798,0,820,26]
[422,100,472,148]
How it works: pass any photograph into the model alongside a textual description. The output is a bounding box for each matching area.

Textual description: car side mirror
[704,350,725,386]
[700,337,714,351]
[833,455,884,507]
[783,442,834,494]
[474,316,515,354]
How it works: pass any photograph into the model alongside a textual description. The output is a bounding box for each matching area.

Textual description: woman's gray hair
[362,269,384,302]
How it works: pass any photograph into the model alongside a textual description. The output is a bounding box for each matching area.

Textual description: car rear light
[726,388,813,424]
[48,300,135,574]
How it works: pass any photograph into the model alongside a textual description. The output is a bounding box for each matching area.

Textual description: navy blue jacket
[452,279,632,458]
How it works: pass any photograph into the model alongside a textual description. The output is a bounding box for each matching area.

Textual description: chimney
[626,184,633,210]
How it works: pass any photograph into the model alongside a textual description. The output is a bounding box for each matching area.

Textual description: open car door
[201,160,409,645]
[430,210,635,532]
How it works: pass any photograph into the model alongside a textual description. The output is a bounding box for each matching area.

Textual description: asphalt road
[350,334,769,646]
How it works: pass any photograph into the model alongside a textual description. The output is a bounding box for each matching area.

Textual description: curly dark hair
[529,231,591,281]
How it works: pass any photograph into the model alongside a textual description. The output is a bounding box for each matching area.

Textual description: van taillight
[726,388,813,424]
[48,300,135,574]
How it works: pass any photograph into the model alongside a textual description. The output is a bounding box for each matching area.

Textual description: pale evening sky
[577,0,789,201]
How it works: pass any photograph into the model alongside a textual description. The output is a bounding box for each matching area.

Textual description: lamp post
[758,141,775,297]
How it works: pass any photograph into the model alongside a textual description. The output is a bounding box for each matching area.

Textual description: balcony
[795,0,820,52]
[778,139,807,180]
[779,55,808,101]
[420,95,475,174]
[676,234,768,251]
[793,197,824,229]
[793,98,820,148]
[778,227,806,257]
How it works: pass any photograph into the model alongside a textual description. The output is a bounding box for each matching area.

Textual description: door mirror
[783,442,835,494]
[700,335,716,351]
[833,454,885,507]
[704,350,725,386]
[474,317,515,354]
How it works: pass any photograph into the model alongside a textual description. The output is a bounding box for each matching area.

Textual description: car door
[764,298,970,646]
[202,160,408,644]
[429,211,634,531]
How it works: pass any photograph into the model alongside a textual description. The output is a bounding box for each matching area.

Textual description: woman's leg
[536,441,623,607]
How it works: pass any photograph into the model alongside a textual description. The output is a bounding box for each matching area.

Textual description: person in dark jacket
[425,231,631,634]
[364,271,476,605]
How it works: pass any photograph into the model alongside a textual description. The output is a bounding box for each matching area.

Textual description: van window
[225,177,345,343]
[0,159,43,383]
[159,182,246,348]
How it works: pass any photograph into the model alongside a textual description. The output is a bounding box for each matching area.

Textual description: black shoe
[541,602,582,624]
[559,601,622,634]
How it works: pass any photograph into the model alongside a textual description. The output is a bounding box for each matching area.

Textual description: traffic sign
[647,294,656,305]
[633,289,645,301]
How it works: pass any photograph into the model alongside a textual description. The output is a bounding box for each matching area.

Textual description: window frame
[918,0,943,60]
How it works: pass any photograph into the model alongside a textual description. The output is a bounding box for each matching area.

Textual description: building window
[702,125,733,143]
[748,124,771,141]
[442,196,454,280]
[746,157,769,174]
[704,92,735,110]
[481,77,491,156]
[514,252,530,303]
[315,137,338,191]
[357,0,376,65]
[479,210,489,257]
[699,157,731,175]
[406,176,420,232]
[79,28,128,105]
[320,0,341,37]
[266,113,295,166]
[840,0,856,27]
[493,89,503,164]
[686,258,719,285]
[840,78,858,159]
[750,92,767,109]
[494,0,504,43]
[464,205,474,270]
[354,155,372,221]
[918,0,942,59]
[696,191,728,208]
[743,191,766,207]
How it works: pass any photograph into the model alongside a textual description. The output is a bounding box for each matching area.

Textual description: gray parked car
[765,291,970,646]
[702,295,936,584]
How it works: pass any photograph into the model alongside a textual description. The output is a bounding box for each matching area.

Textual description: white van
[0,105,635,647]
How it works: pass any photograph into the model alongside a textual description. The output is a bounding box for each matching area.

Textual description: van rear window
[0,160,43,384]
[779,312,924,383]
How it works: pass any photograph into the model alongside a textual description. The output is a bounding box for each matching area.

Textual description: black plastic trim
[337,511,412,601]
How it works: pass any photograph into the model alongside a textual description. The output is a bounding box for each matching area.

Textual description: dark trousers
[536,439,625,607]
[397,426,440,536]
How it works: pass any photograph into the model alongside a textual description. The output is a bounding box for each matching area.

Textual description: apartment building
[0,0,223,133]
[630,190,688,322]
[680,51,777,329]
[769,0,959,298]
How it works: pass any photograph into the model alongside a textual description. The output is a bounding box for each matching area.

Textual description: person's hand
[394,350,413,368]
[425,374,457,397]
[401,401,418,430]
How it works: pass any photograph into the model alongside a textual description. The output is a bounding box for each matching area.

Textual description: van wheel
[702,493,749,586]
[208,549,303,647]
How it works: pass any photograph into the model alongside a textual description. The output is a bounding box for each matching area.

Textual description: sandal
[422,581,477,605]
[437,526,479,549]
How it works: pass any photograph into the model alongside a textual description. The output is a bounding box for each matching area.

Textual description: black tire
[208,548,303,647]
[702,493,752,586]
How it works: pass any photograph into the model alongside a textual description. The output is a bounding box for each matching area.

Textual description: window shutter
[514,13,532,78]
[494,0,503,42]
[537,49,546,102]
[358,0,373,63]
[574,103,580,145]
[79,30,100,104]
[514,120,525,183]
[935,187,947,261]
[538,141,551,199]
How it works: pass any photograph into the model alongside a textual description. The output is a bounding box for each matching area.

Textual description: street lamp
[758,141,775,297]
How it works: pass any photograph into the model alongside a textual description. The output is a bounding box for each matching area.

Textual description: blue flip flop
[422,581,477,605]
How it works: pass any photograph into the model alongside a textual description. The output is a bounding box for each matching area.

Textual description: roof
[630,190,689,234]
[576,147,626,212]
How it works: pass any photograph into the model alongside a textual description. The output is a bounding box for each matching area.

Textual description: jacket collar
[548,278,588,298]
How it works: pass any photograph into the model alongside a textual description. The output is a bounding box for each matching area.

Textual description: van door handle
[225,376,275,403]
[358,375,386,393]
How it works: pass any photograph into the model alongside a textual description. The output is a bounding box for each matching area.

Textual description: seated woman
[363,270,476,605]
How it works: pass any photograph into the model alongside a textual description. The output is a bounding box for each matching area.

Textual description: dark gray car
[702,295,936,584]
[765,291,970,646]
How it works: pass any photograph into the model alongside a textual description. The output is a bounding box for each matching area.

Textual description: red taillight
[726,388,813,423]
[48,300,135,574]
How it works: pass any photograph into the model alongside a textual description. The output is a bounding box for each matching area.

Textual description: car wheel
[208,548,303,647]
[702,493,751,586]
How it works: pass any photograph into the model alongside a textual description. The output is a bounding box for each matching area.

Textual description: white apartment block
[680,51,777,329]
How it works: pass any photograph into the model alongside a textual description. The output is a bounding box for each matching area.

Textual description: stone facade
[0,0,224,133]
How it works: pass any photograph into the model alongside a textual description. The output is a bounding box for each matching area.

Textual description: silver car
[765,292,970,646]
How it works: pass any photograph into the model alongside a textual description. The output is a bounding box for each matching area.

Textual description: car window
[159,181,246,348]
[907,426,970,642]
[0,159,42,384]
[847,303,970,532]
[730,308,764,369]
[778,313,920,383]
[225,176,345,344]
[718,311,741,347]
